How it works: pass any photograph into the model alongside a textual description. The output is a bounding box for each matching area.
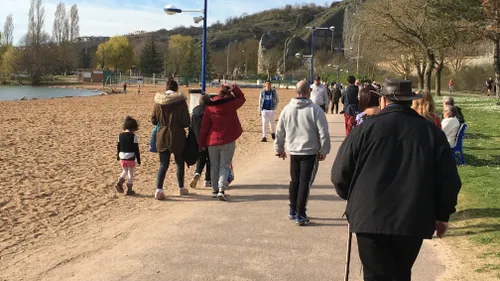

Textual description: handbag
[183,129,199,167]
[149,124,158,153]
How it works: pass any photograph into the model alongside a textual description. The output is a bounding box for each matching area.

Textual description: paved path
[41,115,445,281]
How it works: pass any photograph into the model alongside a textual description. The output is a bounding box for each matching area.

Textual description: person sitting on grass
[116,116,141,196]
[355,84,381,126]
[441,105,461,147]
[190,95,212,189]
[442,96,465,124]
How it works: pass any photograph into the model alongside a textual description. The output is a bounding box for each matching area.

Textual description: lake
[0,86,100,101]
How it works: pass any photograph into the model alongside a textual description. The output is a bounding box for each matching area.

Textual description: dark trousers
[356,233,423,281]
[157,151,185,189]
[195,149,211,181]
[332,101,339,114]
[319,104,326,112]
[289,155,318,216]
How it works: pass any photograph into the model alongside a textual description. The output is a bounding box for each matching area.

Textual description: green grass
[442,95,500,277]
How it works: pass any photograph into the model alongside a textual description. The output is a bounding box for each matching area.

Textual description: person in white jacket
[310,75,329,112]
[275,80,331,226]
[441,105,460,147]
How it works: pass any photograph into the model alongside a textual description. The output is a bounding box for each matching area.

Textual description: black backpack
[183,129,199,167]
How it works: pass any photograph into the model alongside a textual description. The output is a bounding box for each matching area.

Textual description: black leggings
[195,149,211,181]
[156,151,184,189]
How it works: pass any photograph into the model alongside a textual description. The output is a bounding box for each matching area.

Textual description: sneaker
[271,133,276,140]
[190,174,201,189]
[217,190,226,201]
[155,189,166,200]
[288,209,296,220]
[211,191,218,198]
[261,137,267,142]
[179,187,189,196]
[295,215,310,226]
[204,181,212,187]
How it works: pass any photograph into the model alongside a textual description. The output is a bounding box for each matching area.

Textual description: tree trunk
[424,50,435,92]
[495,37,500,99]
[435,59,444,97]
[416,62,425,90]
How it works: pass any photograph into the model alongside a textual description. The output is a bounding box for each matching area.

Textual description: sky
[0,0,309,45]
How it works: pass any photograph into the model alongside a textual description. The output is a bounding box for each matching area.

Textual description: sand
[0,85,298,273]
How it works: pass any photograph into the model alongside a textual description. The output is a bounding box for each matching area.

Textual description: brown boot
[116,178,125,193]
[125,183,136,196]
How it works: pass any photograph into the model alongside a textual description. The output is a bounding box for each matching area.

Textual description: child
[116,116,141,195]
[138,84,141,95]
[190,95,212,188]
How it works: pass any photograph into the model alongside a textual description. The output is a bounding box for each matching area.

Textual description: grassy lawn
[442,95,500,278]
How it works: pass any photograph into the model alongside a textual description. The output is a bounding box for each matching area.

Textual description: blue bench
[451,124,467,165]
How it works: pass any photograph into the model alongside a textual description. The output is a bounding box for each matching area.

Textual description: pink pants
[119,160,136,185]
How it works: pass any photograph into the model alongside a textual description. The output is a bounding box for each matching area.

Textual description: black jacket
[191,104,205,142]
[343,85,359,116]
[331,105,461,239]
[332,88,342,103]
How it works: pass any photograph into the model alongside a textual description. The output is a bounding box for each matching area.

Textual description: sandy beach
[0,85,299,276]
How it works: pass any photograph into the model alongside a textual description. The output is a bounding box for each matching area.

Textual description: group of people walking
[116,77,462,281]
[116,80,245,202]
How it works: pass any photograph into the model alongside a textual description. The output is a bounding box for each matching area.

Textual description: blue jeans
[156,151,184,189]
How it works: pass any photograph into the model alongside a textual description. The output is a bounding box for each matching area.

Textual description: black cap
[380,79,423,101]
[314,75,321,81]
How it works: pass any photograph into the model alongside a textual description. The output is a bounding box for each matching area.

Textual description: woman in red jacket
[198,84,246,201]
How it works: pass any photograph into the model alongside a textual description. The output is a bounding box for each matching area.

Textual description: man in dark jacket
[331,79,461,281]
[331,82,342,114]
[199,84,246,201]
[343,75,359,135]
[189,95,212,189]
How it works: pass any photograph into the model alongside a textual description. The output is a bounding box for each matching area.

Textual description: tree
[95,36,134,71]
[2,14,14,46]
[22,0,52,85]
[184,40,200,77]
[139,36,164,76]
[166,34,194,76]
[261,49,280,79]
[359,0,462,95]
[1,46,22,77]
[53,2,69,44]
[69,4,79,42]
[79,46,91,69]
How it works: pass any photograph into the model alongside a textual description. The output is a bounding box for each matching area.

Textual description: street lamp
[226,40,238,80]
[334,44,354,83]
[305,24,335,84]
[283,37,293,80]
[164,3,208,112]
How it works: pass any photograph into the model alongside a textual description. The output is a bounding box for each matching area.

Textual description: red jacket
[198,85,246,148]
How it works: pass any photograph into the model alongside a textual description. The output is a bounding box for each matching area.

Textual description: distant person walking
[275,80,331,226]
[190,95,212,189]
[310,75,329,112]
[116,116,141,196]
[448,79,454,93]
[331,82,342,114]
[258,80,279,142]
[343,75,360,135]
[152,80,191,200]
[486,77,494,96]
[123,83,127,94]
[199,84,246,201]
[138,84,141,95]
[332,78,461,281]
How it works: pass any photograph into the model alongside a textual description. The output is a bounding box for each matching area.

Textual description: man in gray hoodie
[275,80,331,226]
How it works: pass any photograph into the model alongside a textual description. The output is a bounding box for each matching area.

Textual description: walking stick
[344,223,352,281]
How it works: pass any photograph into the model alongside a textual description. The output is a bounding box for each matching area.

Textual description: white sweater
[310,84,329,106]
[275,98,331,156]
[442,117,460,147]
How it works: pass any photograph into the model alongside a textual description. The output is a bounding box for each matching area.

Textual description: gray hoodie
[275,98,331,156]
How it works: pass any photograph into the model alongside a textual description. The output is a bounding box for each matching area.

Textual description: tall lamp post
[335,43,354,84]
[283,37,293,80]
[305,25,335,84]
[226,40,238,80]
[164,3,207,112]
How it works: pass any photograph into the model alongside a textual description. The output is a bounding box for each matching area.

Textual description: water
[0,86,100,101]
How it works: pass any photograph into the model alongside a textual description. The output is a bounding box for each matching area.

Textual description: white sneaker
[155,189,165,200]
[190,174,201,189]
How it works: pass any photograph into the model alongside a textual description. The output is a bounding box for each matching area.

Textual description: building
[76,69,104,83]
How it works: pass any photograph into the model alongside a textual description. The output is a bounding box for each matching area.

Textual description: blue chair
[451,124,467,165]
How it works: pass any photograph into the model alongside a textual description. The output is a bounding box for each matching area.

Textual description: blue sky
[0,0,322,44]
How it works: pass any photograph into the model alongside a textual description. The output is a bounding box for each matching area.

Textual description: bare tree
[23,0,52,84]
[69,5,79,42]
[2,14,14,46]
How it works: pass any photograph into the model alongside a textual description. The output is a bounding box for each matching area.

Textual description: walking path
[39,115,445,281]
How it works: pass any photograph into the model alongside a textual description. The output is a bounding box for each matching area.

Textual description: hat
[314,75,321,81]
[380,79,423,101]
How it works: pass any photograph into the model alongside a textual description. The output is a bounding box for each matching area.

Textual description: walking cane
[344,223,352,281]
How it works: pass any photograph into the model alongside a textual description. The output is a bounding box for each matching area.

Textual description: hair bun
[124,115,133,121]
